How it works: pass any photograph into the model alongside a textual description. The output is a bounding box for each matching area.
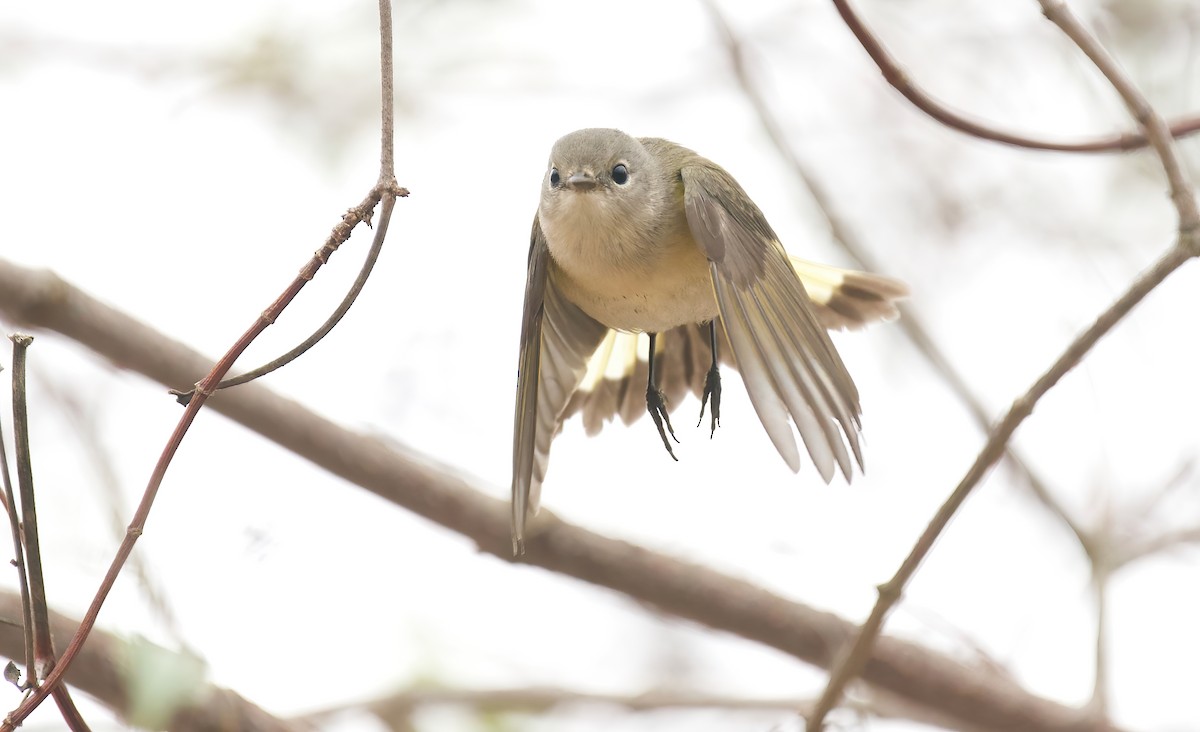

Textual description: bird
[511,128,907,553]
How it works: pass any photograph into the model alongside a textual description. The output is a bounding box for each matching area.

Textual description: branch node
[1180,223,1200,258]
[875,580,903,605]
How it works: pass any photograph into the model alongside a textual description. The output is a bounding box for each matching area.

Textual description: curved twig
[807,2,1200,728]
[831,0,1200,153]
[0,0,403,723]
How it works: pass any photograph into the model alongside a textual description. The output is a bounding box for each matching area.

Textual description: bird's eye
[611,164,629,185]
[549,168,561,187]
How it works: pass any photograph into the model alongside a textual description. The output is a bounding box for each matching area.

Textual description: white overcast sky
[2,1,1199,731]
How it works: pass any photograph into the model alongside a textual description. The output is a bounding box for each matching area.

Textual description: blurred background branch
[0,588,295,732]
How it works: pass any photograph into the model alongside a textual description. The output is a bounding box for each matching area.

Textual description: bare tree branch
[0,350,35,691]
[181,0,402,401]
[34,380,186,648]
[307,687,836,719]
[0,258,1129,732]
[6,336,92,730]
[1113,525,1200,569]
[304,683,1041,732]
[807,2,1200,728]
[807,244,1190,730]
[1036,1,1200,229]
[700,0,1093,551]
[0,1,405,724]
[830,0,1200,153]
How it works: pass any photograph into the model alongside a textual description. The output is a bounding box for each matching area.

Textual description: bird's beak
[565,172,598,191]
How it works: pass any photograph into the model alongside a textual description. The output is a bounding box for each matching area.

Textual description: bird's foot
[646,386,679,461]
[697,363,721,437]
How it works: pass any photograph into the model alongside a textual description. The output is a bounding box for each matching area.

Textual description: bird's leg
[698,321,722,437]
[646,332,679,461]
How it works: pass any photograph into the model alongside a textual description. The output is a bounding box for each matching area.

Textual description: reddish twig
[831,0,1200,153]
[1036,0,1200,229]
[0,1,402,723]
[35,381,186,647]
[0,182,401,729]
[172,0,399,406]
[807,246,1191,730]
[701,0,1094,550]
[807,2,1200,728]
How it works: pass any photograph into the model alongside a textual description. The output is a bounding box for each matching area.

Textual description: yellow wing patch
[789,256,908,330]
[578,330,649,393]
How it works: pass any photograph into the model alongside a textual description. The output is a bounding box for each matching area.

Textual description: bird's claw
[697,362,721,437]
[646,386,679,461]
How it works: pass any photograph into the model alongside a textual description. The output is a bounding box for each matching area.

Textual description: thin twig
[7,336,91,730]
[700,0,1093,550]
[1113,525,1200,568]
[1128,457,1196,519]
[378,0,396,183]
[1,191,401,730]
[0,2,403,723]
[807,245,1191,730]
[172,197,407,407]
[5,288,275,723]
[309,687,831,717]
[34,381,185,647]
[50,689,89,732]
[807,2,1200,727]
[311,685,985,732]
[0,357,33,690]
[171,216,389,403]
[7,337,51,678]
[1090,517,1111,718]
[171,0,397,403]
[830,0,1200,153]
[1036,0,1200,230]
[0,376,8,519]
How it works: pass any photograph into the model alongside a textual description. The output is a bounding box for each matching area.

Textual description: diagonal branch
[700,0,1093,550]
[806,244,1191,730]
[0,258,1130,732]
[807,2,1200,728]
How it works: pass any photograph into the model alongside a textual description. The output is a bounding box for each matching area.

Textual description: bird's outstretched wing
[512,217,608,552]
[559,260,906,434]
[681,159,863,482]
[789,257,908,331]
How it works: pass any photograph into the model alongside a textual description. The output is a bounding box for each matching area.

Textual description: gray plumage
[511,128,906,553]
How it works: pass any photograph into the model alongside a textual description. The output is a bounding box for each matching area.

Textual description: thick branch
[0,259,1126,732]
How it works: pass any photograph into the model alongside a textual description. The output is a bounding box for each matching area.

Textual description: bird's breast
[544,214,718,334]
